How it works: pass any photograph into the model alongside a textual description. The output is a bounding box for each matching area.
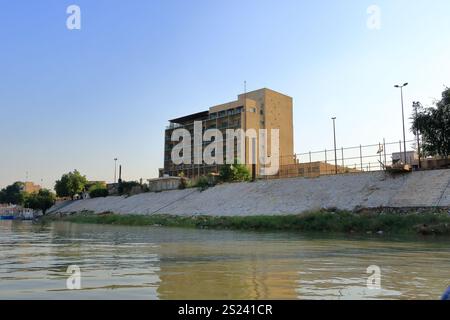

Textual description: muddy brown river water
[1,220,449,299]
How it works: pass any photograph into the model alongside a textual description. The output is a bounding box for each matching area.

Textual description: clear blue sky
[0,0,449,189]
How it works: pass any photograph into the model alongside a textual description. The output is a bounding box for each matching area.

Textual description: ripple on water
[1,220,450,300]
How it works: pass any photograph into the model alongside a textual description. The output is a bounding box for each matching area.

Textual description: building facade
[163,88,294,178]
[22,182,41,194]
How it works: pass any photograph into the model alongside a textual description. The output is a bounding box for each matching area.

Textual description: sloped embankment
[48,170,450,217]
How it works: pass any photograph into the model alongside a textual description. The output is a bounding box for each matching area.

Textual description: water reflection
[0,220,449,300]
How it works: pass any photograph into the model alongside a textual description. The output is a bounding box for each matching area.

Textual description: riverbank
[47,170,450,217]
[41,209,450,235]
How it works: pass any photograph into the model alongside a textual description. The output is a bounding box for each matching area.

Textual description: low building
[419,157,450,170]
[269,161,360,179]
[147,177,182,192]
[392,151,418,165]
[392,151,450,170]
[0,204,36,219]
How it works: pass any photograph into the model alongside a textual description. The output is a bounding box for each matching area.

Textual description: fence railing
[263,139,418,179]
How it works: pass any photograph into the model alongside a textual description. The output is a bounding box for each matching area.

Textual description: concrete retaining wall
[48,170,450,216]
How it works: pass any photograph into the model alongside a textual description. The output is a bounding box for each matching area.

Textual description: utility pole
[114,158,118,183]
[413,102,422,169]
[394,83,409,163]
[332,117,337,174]
[244,81,247,167]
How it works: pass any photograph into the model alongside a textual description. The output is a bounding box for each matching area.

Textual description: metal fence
[263,139,418,179]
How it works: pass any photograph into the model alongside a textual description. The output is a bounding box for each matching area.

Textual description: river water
[0,220,449,300]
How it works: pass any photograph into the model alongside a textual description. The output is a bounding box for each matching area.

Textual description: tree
[411,87,450,158]
[219,161,251,182]
[24,189,56,214]
[0,182,25,205]
[233,163,251,182]
[54,170,88,199]
[219,164,234,182]
[88,182,109,198]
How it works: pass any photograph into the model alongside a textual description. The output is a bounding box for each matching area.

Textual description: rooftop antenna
[244,81,247,166]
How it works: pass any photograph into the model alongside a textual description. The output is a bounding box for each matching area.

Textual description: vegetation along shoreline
[39,207,450,236]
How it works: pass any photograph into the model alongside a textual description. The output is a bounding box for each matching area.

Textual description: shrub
[178,172,188,190]
[233,163,251,181]
[219,162,251,182]
[118,181,140,195]
[196,176,210,191]
[89,183,109,198]
[219,165,234,182]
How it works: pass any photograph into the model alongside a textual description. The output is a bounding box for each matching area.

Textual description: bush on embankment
[42,209,450,235]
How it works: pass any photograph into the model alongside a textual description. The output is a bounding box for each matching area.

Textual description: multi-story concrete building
[163,88,294,178]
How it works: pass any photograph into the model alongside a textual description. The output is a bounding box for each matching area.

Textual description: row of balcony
[165,107,243,130]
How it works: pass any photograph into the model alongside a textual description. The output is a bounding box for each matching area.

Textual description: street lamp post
[114,158,118,183]
[394,82,408,164]
[413,101,422,169]
[332,117,337,174]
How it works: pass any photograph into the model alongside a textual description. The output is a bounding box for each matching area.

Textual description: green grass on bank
[41,210,450,235]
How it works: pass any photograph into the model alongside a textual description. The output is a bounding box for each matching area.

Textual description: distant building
[270,161,360,179]
[392,151,418,165]
[391,151,450,170]
[147,177,182,192]
[22,182,41,194]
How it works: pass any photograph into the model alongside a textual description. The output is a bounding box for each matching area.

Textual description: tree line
[0,182,56,214]
[0,170,109,215]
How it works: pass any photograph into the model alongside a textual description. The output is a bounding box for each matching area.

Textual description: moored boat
[0,215,15,220]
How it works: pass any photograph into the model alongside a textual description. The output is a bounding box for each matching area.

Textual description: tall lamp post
[413,101,422,169]
[394,82,408,164]
[114,158,118,183]
[332,117,338,174]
